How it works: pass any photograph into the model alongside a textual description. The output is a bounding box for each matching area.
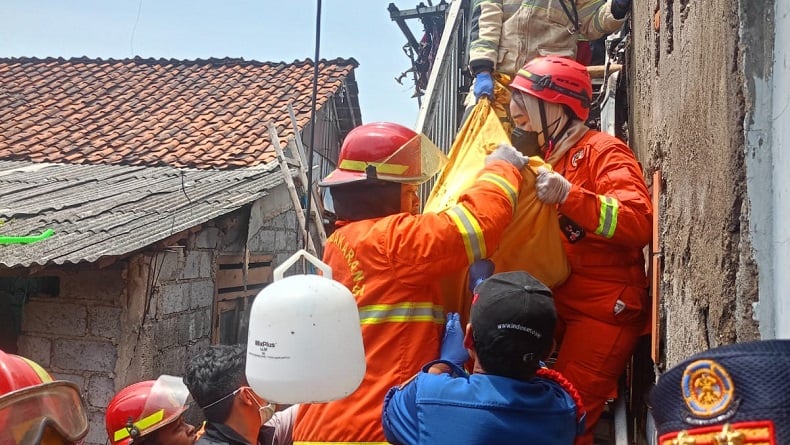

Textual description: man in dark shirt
[184,345,274,445]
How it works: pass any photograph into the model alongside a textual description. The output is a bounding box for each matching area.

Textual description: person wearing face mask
[465,0,632,135]
[508,55,653,445]
[292,122,528,445]
[184,345,277,445]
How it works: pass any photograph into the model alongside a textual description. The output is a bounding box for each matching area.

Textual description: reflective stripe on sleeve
[446,204,486,263]
[594,195,619,238]
[478,172,517,213]
[358,302,444,325]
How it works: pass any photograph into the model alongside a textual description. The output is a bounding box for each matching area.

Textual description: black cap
[470,271,556,376]
[649,340,790,443]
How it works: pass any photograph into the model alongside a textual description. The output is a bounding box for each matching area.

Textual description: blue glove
[611,0,631,19]
[440,312,469,368]
[468,259,495,293]
[473,71,494,100]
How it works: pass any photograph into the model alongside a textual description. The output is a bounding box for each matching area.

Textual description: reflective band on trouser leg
[338,159,409,175]
[446,204,486,263]
[594,195,619,238]
[478,173,517,213]
[358,302,444,325]
[113,409,165,441]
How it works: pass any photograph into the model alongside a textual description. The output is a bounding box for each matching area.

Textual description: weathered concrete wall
[11,194,297,444]
[17,266,125,445]
[116,212,250,383]
[740,1,779,339]
[629,0,761,367]
[769,0,790,338]
[248,183,305,273]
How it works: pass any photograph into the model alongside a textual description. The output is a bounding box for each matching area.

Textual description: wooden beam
[587,63,622,79]
[267,122,317,256]
[650,170,662,365]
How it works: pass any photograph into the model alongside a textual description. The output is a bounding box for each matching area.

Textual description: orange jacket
[554,130,652,287]
[293,160,522,444]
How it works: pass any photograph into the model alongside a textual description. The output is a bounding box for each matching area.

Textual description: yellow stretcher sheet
[425,97,571,318]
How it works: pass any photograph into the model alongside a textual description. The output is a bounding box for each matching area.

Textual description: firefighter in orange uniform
[0,349,90,445]
[508,56,653,445]
[292,122,528,444]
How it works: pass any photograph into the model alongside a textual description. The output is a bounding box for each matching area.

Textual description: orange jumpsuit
[293,161,522,445]
[549,130,652,445]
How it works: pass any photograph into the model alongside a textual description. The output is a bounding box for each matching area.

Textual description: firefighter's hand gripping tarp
[425,97,570,317]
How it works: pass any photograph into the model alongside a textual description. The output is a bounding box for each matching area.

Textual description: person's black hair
[183,344,247,423]
[329,180,401,221]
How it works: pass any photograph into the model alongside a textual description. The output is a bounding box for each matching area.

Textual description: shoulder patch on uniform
[571,148,585,168]
[681,359,736,419]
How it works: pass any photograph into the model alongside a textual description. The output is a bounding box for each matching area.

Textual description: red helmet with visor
[319,122,447,187]
[0,349,89,445]
[105,375,191,445]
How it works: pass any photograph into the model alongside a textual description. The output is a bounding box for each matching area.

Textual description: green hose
[0,229,55,245]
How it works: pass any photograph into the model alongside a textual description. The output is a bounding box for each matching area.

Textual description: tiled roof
[0,160,285,268]
[0,57,360,169]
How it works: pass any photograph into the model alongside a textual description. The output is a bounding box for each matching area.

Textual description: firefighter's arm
[386,160,522,281]
[558,145,652,247]
[577,0,627,40]
[468,0,504,74]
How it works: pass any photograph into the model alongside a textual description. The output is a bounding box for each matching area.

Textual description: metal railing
[414,0,470,199]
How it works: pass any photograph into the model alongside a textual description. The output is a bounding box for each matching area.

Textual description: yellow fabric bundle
[425,97,570,317]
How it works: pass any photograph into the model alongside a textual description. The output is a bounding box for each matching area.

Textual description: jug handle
[273,249,333,281]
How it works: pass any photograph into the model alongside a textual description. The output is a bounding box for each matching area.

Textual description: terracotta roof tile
[0,57,359,169]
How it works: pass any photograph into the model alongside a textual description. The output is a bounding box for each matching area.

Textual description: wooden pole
[587,63,622,79]
[287,103,328,248]
[267,121,317,256]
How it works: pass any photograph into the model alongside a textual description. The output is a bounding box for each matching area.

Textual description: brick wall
[12,195,298,444]
[17,266,124,445]
[248,183,306,274]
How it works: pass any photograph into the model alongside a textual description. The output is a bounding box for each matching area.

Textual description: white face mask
[249,392,275,425]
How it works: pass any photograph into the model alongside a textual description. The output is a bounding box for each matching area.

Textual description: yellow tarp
[425,97,571,317]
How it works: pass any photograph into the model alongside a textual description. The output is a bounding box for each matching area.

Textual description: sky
[0,0,427,127]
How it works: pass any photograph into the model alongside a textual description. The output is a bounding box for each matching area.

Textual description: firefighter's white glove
[535,167,571,205]
[485,142,528,170]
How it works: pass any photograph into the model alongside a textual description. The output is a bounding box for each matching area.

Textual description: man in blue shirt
[382,271,585,445]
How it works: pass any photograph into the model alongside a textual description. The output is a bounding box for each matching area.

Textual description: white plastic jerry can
[245,249,366,404]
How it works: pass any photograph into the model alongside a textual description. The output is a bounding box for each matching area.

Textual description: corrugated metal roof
[0,160,285,268]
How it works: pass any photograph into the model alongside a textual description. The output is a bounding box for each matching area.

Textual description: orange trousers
[551,272,648,445]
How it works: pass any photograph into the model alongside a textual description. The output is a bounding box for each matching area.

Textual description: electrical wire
[130,0,144,57]
[304,0,322,251]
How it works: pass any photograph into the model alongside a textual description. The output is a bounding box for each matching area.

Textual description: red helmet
[0,350,53,395]
[510,56,593,121]
[106,376,191,445]
[319,122,447,186]
[0,350,89,445]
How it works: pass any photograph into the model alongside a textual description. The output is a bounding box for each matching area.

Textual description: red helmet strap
[538,100,560,158]
[365,164,378,180]
[523,70,590,114]
[125,416,142,442]
[538,100,575,160]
